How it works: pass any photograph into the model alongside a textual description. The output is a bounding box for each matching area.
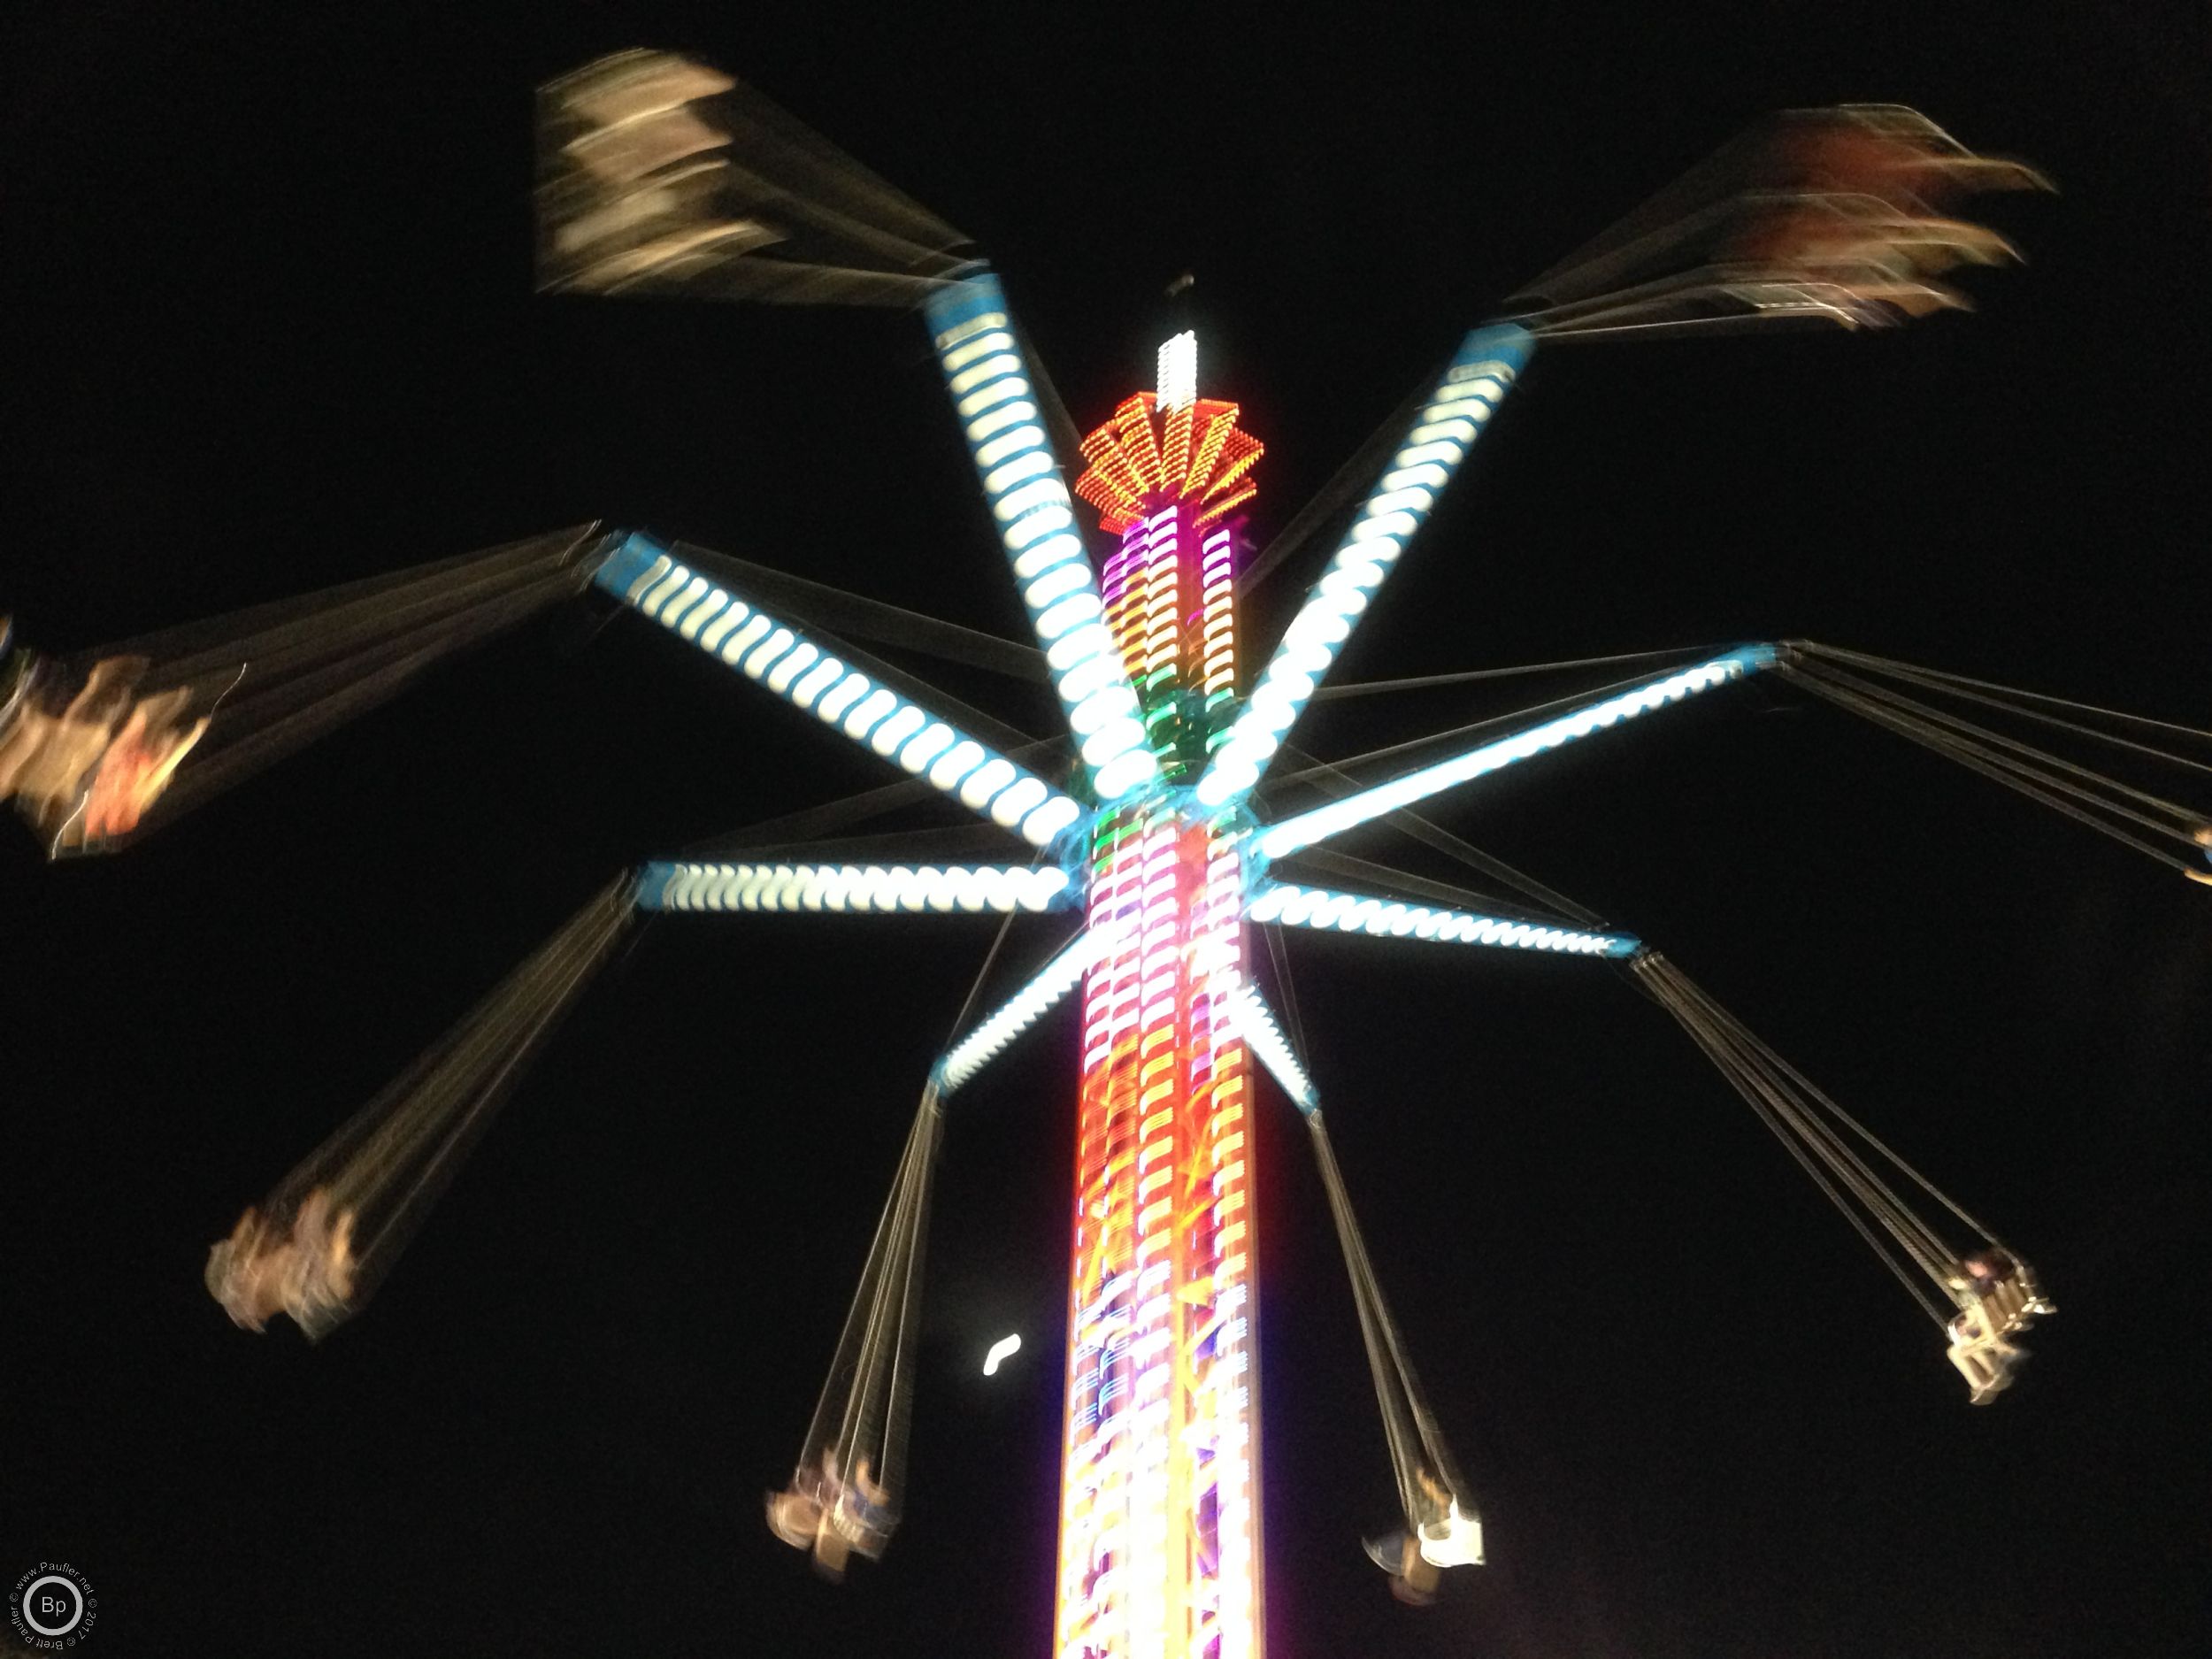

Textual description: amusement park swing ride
[5,47,2208,1659]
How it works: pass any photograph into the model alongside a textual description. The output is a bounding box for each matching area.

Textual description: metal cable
[1272,844,1566,926]
[1803,641,2212,747]
[1801,644,2212,781]
[1663,974,1958,1283]
[1313,644,1717,702]
[1780,664,2199,872]
[1661,964,2006,1249]
[1638,957,1953,1325]
[1242,365,1448,595]
[1793,658,2204,830]
[1266,667,1668,792]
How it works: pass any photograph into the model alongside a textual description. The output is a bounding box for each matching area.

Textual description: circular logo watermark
[8,1563,96,1650]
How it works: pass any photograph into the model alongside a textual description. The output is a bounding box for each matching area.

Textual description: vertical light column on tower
[1179,819,1258,1659]
[1060,795,1156,1659]
[1059,332,1264,1659]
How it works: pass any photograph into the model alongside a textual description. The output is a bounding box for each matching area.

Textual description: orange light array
[1102,522,1151,680]
[1179,826,1258,1659]
[1116,397,1168,494]
[1058,811,1261,1659]
[1160,395,1196,496]
[1076,396,1265,534]
[1141,510,1182,688]
[1060,807,1153,1659]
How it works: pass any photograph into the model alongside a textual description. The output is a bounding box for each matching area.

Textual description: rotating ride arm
[1223,981,1318,1112]
[923,275,1159,804]
[931,926,1109,1094]
[1251,646,1776,862]
[596,534,1084,849]
[1194,326,1537,810]
[1247,880,1638,958]
[640,858,1076,915]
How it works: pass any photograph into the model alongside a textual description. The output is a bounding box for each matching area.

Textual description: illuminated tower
[1056,333,1268,1659]
[578,237,1934,1658]
[611,289,1586,1659]
[181,68,2073,1659]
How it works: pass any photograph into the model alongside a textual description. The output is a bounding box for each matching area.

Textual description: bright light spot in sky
[983,1333,1022,1376]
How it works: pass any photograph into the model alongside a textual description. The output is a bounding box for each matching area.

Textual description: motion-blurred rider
[1363,1468,1462,1605]
[1942,1248,2052,1404]
[766,1448,895,1579]
[204,1186,359,1335]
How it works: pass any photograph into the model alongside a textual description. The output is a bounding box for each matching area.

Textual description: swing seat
[765,1486,822,1550]
[1945,1316,2026,1405]
[1942,1254,2052,1402]
[826,1491,895,1560]
[1417,1499,1485,1569]
[1363,1532,1440,1604]
[1951,1261,2054,1336]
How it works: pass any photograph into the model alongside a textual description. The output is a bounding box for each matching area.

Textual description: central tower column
[1058,336,1265,1659]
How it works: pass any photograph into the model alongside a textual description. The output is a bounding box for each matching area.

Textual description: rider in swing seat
[766,1448,894,1577]
[1942,1248,2052,1403]
[1363,1467,1460,1605]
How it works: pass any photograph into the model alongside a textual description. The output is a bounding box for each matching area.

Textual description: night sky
[5,6,2208,1657]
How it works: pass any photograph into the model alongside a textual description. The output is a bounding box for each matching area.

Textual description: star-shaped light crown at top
[1073,392,1264,534]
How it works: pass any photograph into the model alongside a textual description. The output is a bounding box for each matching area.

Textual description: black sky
[4,5,2208,1658]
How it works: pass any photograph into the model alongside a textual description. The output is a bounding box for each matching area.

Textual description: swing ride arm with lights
[1194,323,1538,810]
[923,273,1161,805]
[595,532,1087,849]
[1244,882,1639,957]
[1248,645,1778,863]
[637,859,1081,915]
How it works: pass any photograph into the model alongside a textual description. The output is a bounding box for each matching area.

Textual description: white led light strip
[1247,881,1637,957]
[1196,325,1536,809]
[1253,646,1778,862]
[1225,981,1318,1113]
[609,541,1085,849]
[645,861,1075,916]
[1156,329,1196,412]
[935,926,1110,1094]
[926,276,1159,804]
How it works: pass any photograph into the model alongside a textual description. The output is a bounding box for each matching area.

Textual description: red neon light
[1076,396,1266,534]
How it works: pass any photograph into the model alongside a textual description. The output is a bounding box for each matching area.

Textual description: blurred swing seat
[1417,1499,1485,1569]
[1943,1260,2053,1404]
